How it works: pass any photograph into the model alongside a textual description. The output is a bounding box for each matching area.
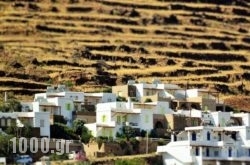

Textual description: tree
[81,127,92,144]
[49,152,68,161]
[73,119,85,135]
[0,92,22,112]
[0,134,15,157]
[72,120,92,144]
[121,126,135,141]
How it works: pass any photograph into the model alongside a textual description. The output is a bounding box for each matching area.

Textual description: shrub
[144,98,152,103]
[140,129,146,137]
[115,158,146,165]
[117,96,127,101]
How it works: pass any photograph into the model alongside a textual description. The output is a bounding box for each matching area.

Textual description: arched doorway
[155,121,164,129]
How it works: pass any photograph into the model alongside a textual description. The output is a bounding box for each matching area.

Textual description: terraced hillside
[0,0,250,99]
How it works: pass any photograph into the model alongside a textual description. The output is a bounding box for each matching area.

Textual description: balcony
[189,140,235,147]
[97,121,116,128]
[122,122,139,127]
[111,108,140,114]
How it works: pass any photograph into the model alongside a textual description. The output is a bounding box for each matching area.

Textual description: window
[214,151,219,157]
[248,149,250,157]
[7,118,11,126]
[192,132,196,141]
[66,103,71,111]
[40,119,45,127]
[195,147,199,156]
[228,147,232,157]
[207,131,211,141]
[122,115,127,123]
[1,118,5,127]
[117,116,121,124]
[218,133,222,141]
[102,115,106,123]
[206,148,210,157]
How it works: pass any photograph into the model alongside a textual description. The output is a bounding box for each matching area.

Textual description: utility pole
[4,91,7,102]
[146,130,149,154]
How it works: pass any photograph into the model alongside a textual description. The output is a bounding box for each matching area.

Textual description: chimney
[128,97,132,109]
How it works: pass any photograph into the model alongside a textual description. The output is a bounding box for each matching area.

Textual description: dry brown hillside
[0,0,250,99]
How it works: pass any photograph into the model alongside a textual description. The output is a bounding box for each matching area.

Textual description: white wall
[133,84,144,101]
[0,157,6,165]
[186,89,198,98]
[33,112,50,138]
[34,93,47,100]
[64,92,84,102]
[32,102,40,112]
[101,93,116,103]
[47,97,74,126]
[242,114,250,126]
[211,112,230,127]
[139,110,153,131]
[154,102,173,114]
[85,123,97,137]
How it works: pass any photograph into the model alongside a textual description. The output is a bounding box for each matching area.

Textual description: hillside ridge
[0,0,249,99]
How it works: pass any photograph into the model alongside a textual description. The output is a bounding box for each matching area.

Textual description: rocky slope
[0,0,249,100]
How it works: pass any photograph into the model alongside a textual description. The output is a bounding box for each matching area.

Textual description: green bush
[115,158,146,165]
[117,96,127,101]
[50,123,78,140]
[144,98,152,103]
[49,152,68,161]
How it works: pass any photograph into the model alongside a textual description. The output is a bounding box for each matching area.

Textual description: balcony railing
[122,122,139,127]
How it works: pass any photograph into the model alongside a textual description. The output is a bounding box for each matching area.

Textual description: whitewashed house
[174,88,218,111]
[85,99,174,138]
[112,79,179,102]
[84,93,116,105]
[157,111,250,165]
[31,85,84,126]
[15,112,50,138]
[0,112,50,138]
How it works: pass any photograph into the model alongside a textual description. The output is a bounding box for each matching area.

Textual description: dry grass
[0,0,249,98]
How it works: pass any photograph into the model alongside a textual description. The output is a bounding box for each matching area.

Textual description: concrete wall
[165,114,201,131]
[112,85,129,98]
[84,140,159,158]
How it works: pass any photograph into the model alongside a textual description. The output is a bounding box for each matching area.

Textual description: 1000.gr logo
[10,137,70,155]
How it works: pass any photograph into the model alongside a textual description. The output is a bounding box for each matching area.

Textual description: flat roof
[96,124,115,128]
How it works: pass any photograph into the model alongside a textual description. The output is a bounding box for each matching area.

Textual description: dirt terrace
[0,0,249,101]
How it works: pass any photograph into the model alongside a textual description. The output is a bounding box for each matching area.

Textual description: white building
[84,93,116,105]
[85,99,174,138]
[31,85,84,126]
[15,112,50,138]
[0,112,50,138]
[0,157,6,165]
[157,111,250,165]
[112,79,179,102]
